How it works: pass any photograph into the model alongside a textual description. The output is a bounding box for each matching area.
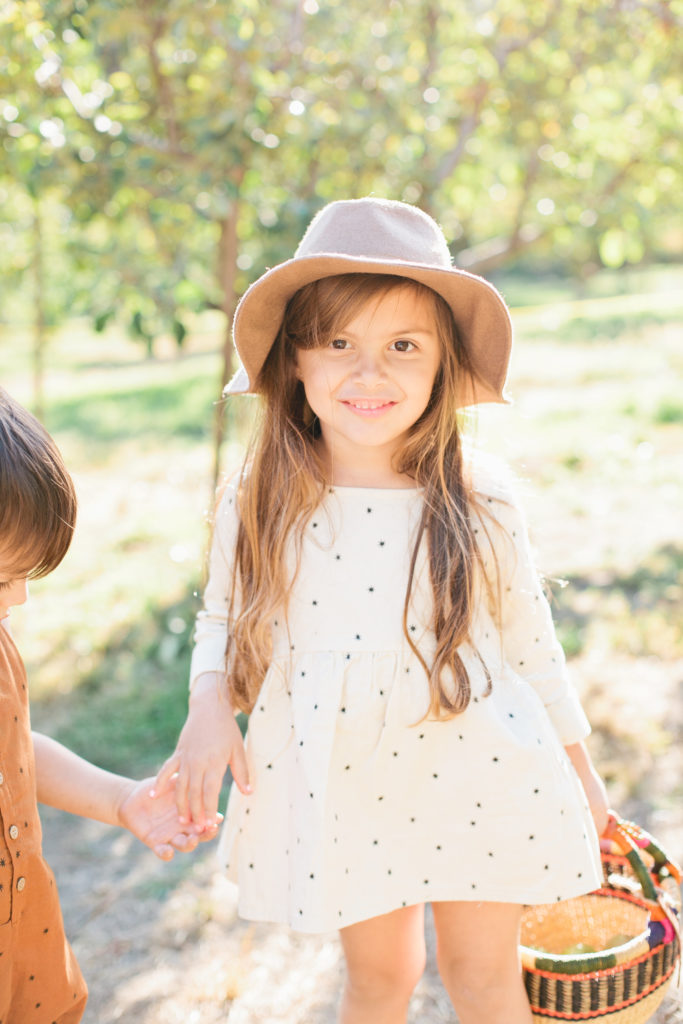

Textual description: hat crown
[295,198,453,269]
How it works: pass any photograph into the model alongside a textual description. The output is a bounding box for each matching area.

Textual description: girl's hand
[117,776,222,860]
[151,672,251,830]
[564,741,610,837]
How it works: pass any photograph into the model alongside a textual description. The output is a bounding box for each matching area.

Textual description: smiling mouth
[341,399,397,412]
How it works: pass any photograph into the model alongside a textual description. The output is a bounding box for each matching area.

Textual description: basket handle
[606,814,682,885]
[601,812,661,901]
[601,813,682,985]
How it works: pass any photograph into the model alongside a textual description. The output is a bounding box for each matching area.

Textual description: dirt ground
[39,651,683,1024]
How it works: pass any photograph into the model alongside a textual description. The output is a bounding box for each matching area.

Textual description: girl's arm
[483,483,610,836]
[153,481,251,829]
[491,490,592,745]
[32,731,219,859]
[564,739,610,836]
[152,671,251,831]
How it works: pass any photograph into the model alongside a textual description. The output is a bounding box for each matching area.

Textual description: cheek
[0,580,27,616]
[406,362,440,401]
[297,355,338,400]
[294,351,316,388]
[9,580,28,606]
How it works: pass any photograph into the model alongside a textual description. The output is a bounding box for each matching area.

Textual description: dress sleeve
[188,480,240,690]
[485,487,591,746]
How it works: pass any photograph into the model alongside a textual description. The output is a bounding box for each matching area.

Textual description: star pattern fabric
[191,467,602,933]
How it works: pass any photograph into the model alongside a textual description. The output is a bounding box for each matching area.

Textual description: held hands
[151,672,251,832]
[117,776,222,860]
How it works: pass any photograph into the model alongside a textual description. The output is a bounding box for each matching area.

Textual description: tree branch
[143,4,181,153]
[492,0,563,65]
[419,1,439,95]
[213,197,243,486]
[457,148,542,272]
[433,80,490,185]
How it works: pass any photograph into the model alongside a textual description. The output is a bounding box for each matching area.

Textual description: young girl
[0,388,218,1023]
[155,198,609,1024]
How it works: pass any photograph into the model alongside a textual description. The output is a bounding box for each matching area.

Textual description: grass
[37,593,199,776]
[490,261,683,308]
[2,268,682,797]
[654,398,683,425]
[552,543,683,661]
[47,374,216,446]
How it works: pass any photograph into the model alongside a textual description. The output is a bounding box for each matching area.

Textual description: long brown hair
[0,388,77,577]
[226,273,496,716]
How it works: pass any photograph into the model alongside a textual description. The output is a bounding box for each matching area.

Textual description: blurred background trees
[1,0,681,439]
[3,16,683,1009]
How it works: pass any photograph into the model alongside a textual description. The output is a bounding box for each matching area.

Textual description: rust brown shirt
[0,624,87,1023]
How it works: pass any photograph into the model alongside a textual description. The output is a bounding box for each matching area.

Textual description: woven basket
[521,814,681,1023]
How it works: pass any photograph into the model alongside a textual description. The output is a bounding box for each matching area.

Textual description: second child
[0,388,218,1023]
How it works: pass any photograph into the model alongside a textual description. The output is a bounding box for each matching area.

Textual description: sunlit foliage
[1,0,681,351]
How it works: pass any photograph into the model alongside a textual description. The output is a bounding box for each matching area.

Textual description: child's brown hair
[226,273,498,718]
[0,388,77,577]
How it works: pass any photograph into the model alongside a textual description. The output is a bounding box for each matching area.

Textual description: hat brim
[226,253,512,407]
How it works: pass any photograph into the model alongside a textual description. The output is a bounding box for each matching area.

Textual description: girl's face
[0,574,29,622]
[0,545,32,622]
[295,285,441,485]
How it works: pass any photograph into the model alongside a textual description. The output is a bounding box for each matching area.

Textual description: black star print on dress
[190,468,602,933]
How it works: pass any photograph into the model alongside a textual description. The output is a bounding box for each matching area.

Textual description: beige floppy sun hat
[225,197,512,407]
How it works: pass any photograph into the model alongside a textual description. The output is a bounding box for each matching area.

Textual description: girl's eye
[0,581,12,592]
[330,338,349,350]
[392,339,416,353]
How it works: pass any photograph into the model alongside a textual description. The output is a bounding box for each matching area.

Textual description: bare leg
[338,903,426,1024]
[431,901,533,1024]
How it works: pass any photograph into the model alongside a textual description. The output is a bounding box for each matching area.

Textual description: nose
[352,348,387,387]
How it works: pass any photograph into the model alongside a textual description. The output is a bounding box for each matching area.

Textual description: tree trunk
[32,199,46,422]
[212,201,241,487]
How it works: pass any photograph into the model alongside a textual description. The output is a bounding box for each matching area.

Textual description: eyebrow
[340,325,437,338]
[393,326,436,335]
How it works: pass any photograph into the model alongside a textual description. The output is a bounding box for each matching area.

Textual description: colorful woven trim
[525,940,678,1019]
[522,814,681,1023]
[601,816,683,888]
[520,888,666,974]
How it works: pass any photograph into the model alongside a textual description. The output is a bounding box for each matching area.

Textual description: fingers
[153,720,247,831]
[198,764,228,829]
[172,831,199,853]
[197,819,222,843]
[157,753,218,827]
[230,740,252,796]
[186,761,213,828]
[151,754,181,799]
[165,823,220,855]
[594,806,610,837]
[174,764,192,824]
[153,842,175,861]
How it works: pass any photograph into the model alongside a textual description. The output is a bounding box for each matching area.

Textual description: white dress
[190,469,602,934]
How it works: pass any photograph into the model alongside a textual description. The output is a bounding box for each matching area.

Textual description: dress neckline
[329,484,421,493]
